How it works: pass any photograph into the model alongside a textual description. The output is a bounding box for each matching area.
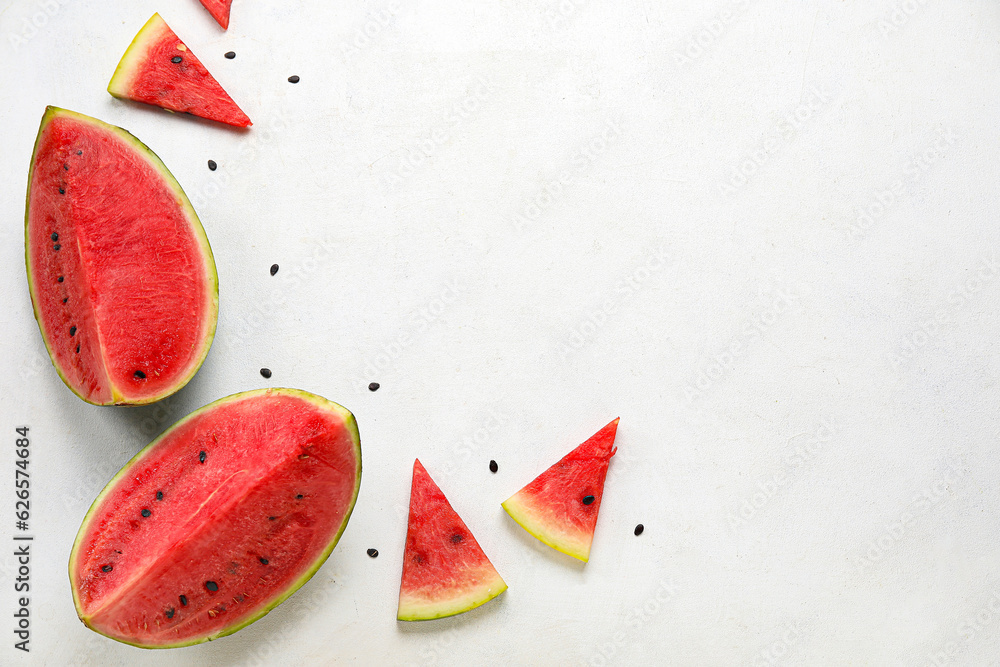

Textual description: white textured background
[2,1,1000,665]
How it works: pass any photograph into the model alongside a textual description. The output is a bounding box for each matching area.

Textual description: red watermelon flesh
[198,0,233,30]
[25,107,217,405]
[502,419,619,562]
[398,460,507,621]
[108,14,250,128]
[69,388,362,648]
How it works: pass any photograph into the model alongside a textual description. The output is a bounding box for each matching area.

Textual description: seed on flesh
[207,160,217,171]
[296,494,303,499]
[57,276,64,282]
[288,75,300,83]
[582,495,595,505]
[205,581,219,592]
[62,298,68,304]
[58,187,65,194]
[51,233,58,241]
[225,51,236,59]
[101,565,112,572]
[634,524,644,536]
[270,263,279,276]
[165,608,175,619]
[75,345,80,353]
[134,370,146,379]
[259,557,269,565]
[268,516,276,521]
[451,534,463,543]
[141,509,151,518]
[76,150,82,155]
[368,382,380,392]
[179,595,188,606]
[63,164,68,171]
[69,326,76,336]
[367,548,378,558]
[171,56,182,63]
[260,368,272,379]
[199,451,207,463]
[489,460,498,473]
[54,244,60,250]
[156,491,163,501]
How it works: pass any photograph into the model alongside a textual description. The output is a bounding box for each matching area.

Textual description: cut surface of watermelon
[502,419,619,562]
[25,107,217,405]
[198,0,233,30]
[69,388,362,648]
[398,459,507,621]
[108,14,251,128]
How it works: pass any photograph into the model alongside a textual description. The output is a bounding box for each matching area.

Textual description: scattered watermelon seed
[51,233,58,241]
[634,524,644,536]
[199,451,207,463]
[489,460,498,473]
[101,565,112,572]
[260,368,272,379]
[58,187,65,195]
[57,276,64,282]
[179,595,188,606]
[69,326,76,336]
[225,51,236,59]
[165,608,175,619]
[205,581,218,592]
[134,370,146,379]
[368,382,380,392]
[259,557,269,565]
[171,56,182,63]
[270,263,279,276]
[54,244,61,250]
[288,75,300,83]
[156,491,163,500]
[141,509,151,518]
[208,160,217,171]
[367,548,378,558]
[582,495,595,505]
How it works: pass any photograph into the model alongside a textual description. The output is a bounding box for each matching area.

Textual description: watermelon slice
[69,388,362,648]
[198,0,233,30]
[108,14,251,128]
[398,460,507,621]
[25,107,217,406]
[502,419,619,562]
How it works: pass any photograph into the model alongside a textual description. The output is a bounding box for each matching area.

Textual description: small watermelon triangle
[502,418,619,563]
[198,0,233,30]
[398,459,507,621]
[108,14,251,128]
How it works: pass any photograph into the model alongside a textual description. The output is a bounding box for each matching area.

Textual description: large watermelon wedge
[108,14,251,128]
[198,0,233,30]
[69,388,362,648]
[25,107,217,406]
[502,419,619,563]
[398,460,507,621]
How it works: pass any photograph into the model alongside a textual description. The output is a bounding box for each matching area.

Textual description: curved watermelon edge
[501,496,591,563]
[25,105,219,406]
[397,571,508,622]
[107,14,165,100]
[68,387,362,649]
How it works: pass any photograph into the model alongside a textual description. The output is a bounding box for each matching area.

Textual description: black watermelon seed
[205,581,218,592]
[207,159,217,171]
[296,494,303,499]
[268,516,276,521]
[259,557,269,565]
[156,491,163,501]
[76,150,82,155]
[260,368,272,379]
[199,451,207,463]
[165,608,175,619]
[179,595,188,606]
[582,495,595,505]
[134,370,146,379]
[75,344,80,353]
[225,51,236,59]
[288,75,300,83]
[63,164,68,171]
[62,298,68,304]
[51,233,58,241]
[634,524,644,536]
[69,326,76,336]
[489,460,498,473]
[451,534,463,543]
[101,565,112,573]
[270,263,279,276]
[367,548,378,558]
[368,382,380,392]
[58,187,65,194]
[171,56,182,63]
[57,276,64,283]
[141,509,151,518]
[54,244,61,250]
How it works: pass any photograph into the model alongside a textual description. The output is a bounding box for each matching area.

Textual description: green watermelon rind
[25,106,218,406]
[397,570,507,622]
[501,495,592,563]
[68,387,362,649]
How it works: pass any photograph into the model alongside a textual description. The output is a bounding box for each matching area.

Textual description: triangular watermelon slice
[398,460,507,621]
[198,0,233,30]
[502,419,619,563]
[108,14,251,128]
